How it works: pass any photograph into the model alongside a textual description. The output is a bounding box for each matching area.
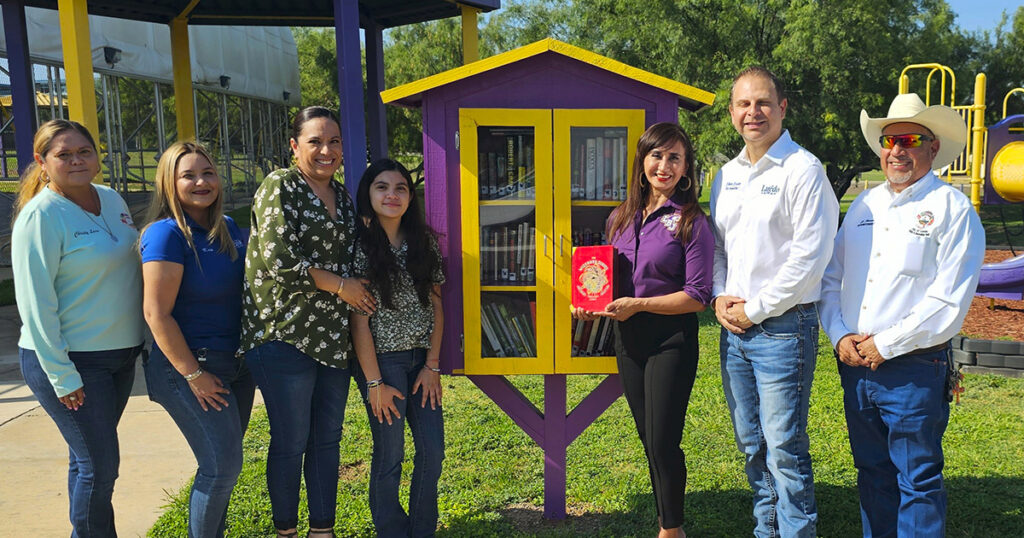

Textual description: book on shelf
[572,132,629,201]
[478,298,537,357]
[481,221,537,285]
[571,245,616,312]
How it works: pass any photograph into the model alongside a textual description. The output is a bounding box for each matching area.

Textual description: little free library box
[381,38,713,518]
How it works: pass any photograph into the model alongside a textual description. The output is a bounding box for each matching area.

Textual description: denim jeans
[20,345,141,538]
[245,340,350,531]
[144,346,255,538]
[838,348,950,538]
[354,348,445,538]
[720,305,818,538]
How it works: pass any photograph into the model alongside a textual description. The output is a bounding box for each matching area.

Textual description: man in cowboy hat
[818,92,985,536]
[710,66,839,537]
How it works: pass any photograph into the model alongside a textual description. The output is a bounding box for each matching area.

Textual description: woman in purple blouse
[573,122,713,538]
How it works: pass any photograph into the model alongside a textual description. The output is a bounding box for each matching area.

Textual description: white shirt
[818,172,985,359]
[710,130,840,324]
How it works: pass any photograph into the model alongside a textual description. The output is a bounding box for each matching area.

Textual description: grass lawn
[149,310,1024,537]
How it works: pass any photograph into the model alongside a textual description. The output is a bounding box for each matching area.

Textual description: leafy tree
[293,27,340,108]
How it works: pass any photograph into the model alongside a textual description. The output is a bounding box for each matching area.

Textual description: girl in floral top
[350,159,445,538]
[241,106,375,538]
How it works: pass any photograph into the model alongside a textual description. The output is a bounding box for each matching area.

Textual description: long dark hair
[356,159,440,309]
[606,122,705,244]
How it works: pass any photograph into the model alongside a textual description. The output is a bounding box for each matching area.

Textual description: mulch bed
[960,249,1024,341]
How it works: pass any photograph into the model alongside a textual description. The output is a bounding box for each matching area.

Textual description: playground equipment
[900,64,1024,301]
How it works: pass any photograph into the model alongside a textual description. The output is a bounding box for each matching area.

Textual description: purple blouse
[607,193,714,306]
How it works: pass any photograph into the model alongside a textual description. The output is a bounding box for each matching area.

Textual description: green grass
[0,279,13,306]
[149,311,1024,537]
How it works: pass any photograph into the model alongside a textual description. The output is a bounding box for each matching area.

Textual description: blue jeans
[354,349,445,538]
[144,346,255,538]
[20,345,141,538]
[245,340,350,531]
[838,348,950,538]
[720,305,818,538]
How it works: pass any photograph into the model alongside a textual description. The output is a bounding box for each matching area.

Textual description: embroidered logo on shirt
[660,213,681,232]
[857,218,874,227]
[576,259,611,300]
[916,211,935,228]
[725,181,742,191]
[120,212,135,228]
[761,185,780,195]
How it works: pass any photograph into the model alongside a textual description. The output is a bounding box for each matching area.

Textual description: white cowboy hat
[860,92,967,170]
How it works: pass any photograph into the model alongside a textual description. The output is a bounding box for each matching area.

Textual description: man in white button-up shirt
[819,92,984,537]
[710,66,839,538]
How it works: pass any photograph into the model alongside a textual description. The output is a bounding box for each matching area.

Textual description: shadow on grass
[438,476,1024,537]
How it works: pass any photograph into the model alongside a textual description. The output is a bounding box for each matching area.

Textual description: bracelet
[335,278,345,295]
[424,365,441,373]
[366,378,383,389]
[183,367,204,382]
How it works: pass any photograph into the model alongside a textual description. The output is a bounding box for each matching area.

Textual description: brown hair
[141,141,238,261]
[606,122,705,244]
[730,65,787,104]
[13,119,97,221]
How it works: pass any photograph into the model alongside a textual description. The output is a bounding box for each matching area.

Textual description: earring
[41,170,50,183]
[677,176,693,192]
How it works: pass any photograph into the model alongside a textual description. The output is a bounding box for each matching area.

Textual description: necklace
[53,184,119,243]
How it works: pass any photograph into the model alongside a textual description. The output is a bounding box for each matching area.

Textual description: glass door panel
[460,108,552,375]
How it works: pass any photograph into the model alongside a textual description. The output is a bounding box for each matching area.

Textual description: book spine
[508,226,518,282]
[506,136,516,198]
[526,226,536,283]
[585,138,597,200]
[618,136,628,201]
[517,135,527,199]
[602,138,614,200]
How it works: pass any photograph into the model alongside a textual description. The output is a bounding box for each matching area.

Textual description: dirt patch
[960,250,1024,341]
[338,460,367,482]
[499,502,607,535]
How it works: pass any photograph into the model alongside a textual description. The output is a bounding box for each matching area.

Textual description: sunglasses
[879,133,934,149]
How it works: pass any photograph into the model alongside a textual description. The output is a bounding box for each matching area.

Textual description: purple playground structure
[978,113,1024,300]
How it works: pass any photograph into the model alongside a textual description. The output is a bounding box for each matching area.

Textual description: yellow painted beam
[170,17,196,141]
[57,0,100,165]
[461,5,479,64]
[970,73,986,213]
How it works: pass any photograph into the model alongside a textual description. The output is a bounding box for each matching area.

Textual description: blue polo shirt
[140,216,247,351]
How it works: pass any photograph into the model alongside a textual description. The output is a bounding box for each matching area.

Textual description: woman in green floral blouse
[241,106,374,538]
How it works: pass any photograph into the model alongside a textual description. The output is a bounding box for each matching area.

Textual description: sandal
[307,529,335,538]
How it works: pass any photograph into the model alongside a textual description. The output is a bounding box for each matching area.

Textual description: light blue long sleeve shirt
[13,184,144,397]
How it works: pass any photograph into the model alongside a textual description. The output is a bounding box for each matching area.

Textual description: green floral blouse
[240,167,358,368]
[354,237,445,355]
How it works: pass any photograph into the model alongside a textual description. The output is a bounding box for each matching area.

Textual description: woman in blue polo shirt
[573,122,713,538]
[139,141,253,537]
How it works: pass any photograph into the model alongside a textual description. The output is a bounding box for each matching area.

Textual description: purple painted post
[364,21,388,161]
[333,0,368,199]
[543,374,568,519]
[2,0,37,174]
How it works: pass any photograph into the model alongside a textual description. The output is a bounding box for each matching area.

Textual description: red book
[571,245,616,312]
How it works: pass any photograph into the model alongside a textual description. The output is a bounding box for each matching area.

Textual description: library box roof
[381,38,715,112]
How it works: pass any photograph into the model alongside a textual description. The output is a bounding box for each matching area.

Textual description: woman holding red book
[573,122,713,538]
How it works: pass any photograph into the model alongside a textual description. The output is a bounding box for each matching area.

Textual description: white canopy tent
[0,6,300,105]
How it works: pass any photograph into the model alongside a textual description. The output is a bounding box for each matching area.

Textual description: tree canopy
[292,0,1024,199]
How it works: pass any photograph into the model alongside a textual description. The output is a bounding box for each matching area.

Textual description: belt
[905,341,950,356]
[783,303,814,315]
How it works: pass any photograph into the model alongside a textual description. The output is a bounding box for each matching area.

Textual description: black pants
[615,311,699,529]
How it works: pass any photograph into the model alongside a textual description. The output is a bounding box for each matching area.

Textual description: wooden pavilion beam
[57,0,100,160]
[2,0,37,173]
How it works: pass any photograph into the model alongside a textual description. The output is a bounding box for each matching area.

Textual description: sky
[946,0,1019,33]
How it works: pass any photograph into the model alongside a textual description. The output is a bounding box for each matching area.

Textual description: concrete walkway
[0,303,259,536]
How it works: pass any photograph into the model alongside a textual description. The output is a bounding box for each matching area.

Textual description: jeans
[720,304,818,538]
[354,348,445,538]
[838,348,950,538]
[615,312,699,529]
[20,345,141,538]
[144,346,255,538]
[245,340,350,531]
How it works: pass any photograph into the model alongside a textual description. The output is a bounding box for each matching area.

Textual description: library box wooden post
[381,38,713,519]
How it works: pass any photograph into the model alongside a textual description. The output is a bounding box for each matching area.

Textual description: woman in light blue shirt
[12,119,144,536]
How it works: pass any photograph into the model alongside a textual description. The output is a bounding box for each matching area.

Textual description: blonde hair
[142,141,238,261]
[13,119,97,221]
